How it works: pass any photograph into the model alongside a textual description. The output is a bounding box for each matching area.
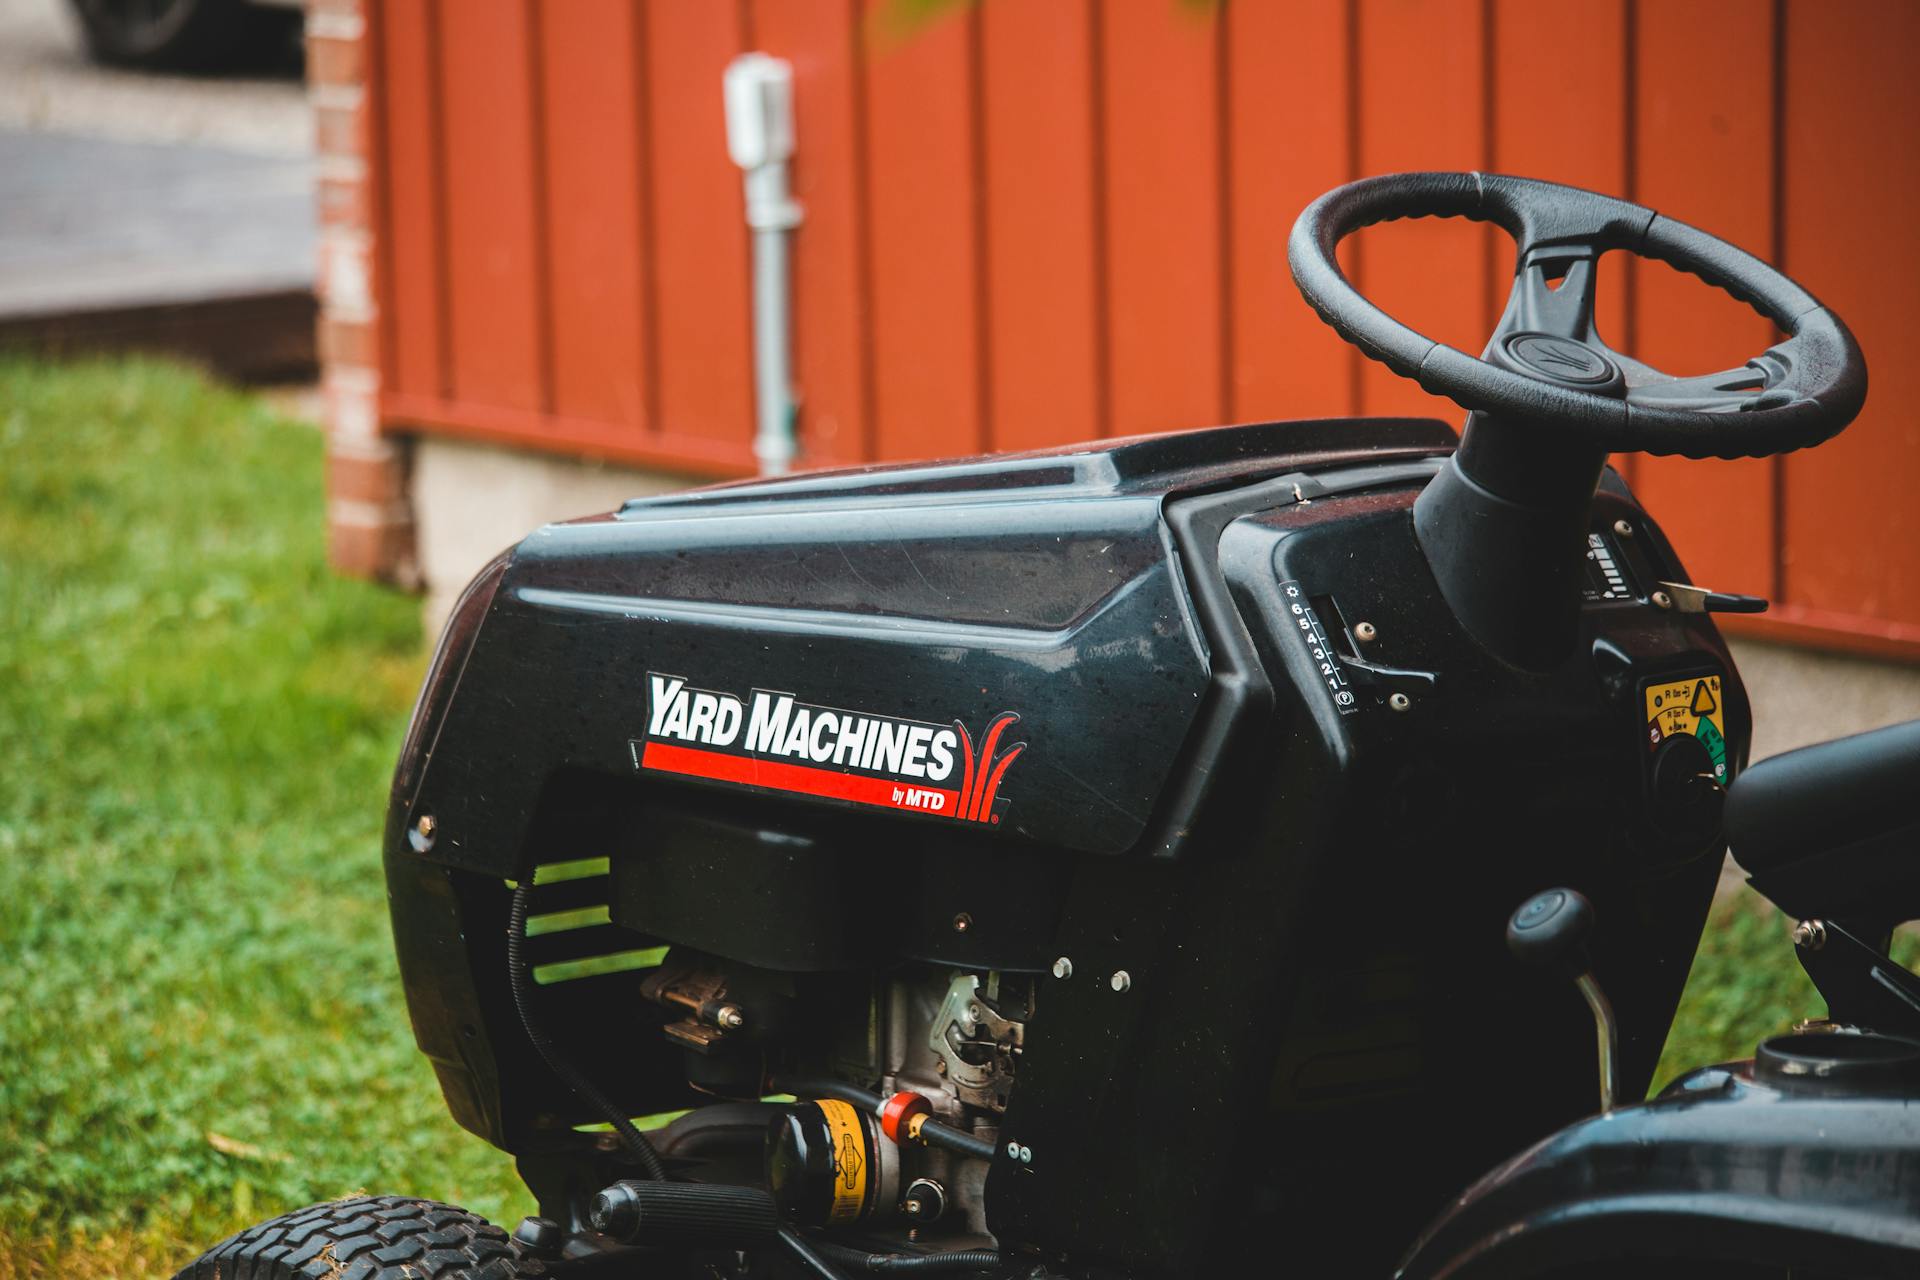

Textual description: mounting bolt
[1051,956,1073,980]
[935,1059,947,1077]
[1388,692,1412,713]
[952,912,972,933]
[1353,621,1378,643]
[1613,518,1634,538]
[715,1004,746,1030]
[1110,970,1131,993]
[409,813,438,852]
[1651,590,1674,611]
[1792,919,1828,952]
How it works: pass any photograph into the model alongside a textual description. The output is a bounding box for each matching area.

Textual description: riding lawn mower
[174,173,1920,1278]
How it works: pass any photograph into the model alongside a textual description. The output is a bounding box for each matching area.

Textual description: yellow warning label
[815,1099,868,1225]
[1645,675,1723,744]
[1644,673,1730,783]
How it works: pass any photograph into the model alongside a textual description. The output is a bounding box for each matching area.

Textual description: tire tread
[173,1196,546,1280]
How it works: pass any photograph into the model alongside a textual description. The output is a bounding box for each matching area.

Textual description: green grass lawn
[0,357,1889,1277]
[0,359,530,1278]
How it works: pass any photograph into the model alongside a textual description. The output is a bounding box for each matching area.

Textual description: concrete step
[0,128,316,380]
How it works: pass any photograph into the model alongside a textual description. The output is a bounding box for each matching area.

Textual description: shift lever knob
[1506,887,1618,1113]
[1507,888,1595,974]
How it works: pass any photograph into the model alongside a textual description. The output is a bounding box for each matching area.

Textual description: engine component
[879,1091,933,1145]
[901,1178,947,1223]
[767,1099,899,1228]
[925,973,1026,1111]
[774,1077,1001,1165]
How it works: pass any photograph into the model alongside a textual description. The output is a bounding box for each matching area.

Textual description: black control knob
[1506,888,1595,975]
[1650,731,1724,841]
[510,1216,563,1258]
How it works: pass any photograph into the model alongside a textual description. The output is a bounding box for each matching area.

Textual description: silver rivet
[1051,957,1073,980]
[1651,590,1673,611]
[1353,621,1378,643]
[1110,970,1131,993]
[1388,692,1412,712]
[952,912,972,933]
[1006,1140,1021,1159]
[1017,1145,1032,1164]
[1792,920,1828,952]
[1613,518,1634,538]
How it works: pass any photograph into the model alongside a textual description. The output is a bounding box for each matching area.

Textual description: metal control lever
[1507,888,1619,1112]
[1655,580,1769,614]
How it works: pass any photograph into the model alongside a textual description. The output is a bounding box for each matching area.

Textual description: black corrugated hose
[806,1237,1008,1274]
[506,882,668,1181]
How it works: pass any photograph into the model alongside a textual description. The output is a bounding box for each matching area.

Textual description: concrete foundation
[413,436,698,633]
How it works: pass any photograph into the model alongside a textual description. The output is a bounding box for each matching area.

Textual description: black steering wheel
[1288,172,1866,459]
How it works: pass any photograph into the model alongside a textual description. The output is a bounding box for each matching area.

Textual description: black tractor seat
[1727,718,1920,925]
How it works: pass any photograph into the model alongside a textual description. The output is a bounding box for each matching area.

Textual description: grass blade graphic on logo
[632,674,1025,823]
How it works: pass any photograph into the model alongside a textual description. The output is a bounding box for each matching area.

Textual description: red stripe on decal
[953,718,977,818]
[640,741,962,817]
[968,712,1020,821]
[976,743,1025,821]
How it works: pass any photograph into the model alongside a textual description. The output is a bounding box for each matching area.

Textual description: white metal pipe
[724,54,803,476]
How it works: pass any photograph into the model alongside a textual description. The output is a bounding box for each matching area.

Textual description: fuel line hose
[506,881,668,1180]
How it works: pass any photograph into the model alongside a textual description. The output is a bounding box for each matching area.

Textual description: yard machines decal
[633,673,1025,824]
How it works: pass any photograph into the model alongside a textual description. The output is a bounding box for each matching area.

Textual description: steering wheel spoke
[1622,362,1769,413]
[1492,248,1602,347]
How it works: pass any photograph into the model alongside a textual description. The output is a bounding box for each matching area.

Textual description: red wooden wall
[368,0,1920,659]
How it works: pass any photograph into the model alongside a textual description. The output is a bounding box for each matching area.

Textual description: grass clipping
[0,359,529,1277]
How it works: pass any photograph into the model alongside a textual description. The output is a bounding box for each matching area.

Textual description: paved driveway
[0,0,316,376]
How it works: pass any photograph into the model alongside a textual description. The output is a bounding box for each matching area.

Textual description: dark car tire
[172,1195,548,1280]
[68,0,301,73]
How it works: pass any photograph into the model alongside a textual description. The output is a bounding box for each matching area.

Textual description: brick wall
[308,0,416,586]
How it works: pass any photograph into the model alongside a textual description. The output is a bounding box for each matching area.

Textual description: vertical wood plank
[979,0,1101,451]
[1227,0,1354,423]
[753,0,870,467]
[1101,0,1224,436]
[535,0,648,432]
[644,0,753,450]
[377,0,445,400]
[863,4,980,459]
[1353,0,1489,422]
[1780,0,1920,627]
[1629,0,1776,594]
[437,0,545,413]
[1489,0,1629,367]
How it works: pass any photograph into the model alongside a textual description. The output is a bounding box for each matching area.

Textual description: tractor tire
[172,1195,548,1280]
